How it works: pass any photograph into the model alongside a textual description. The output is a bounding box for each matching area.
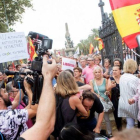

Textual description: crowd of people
[0,53,140,140]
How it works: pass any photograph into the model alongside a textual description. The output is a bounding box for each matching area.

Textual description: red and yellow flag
[95,37,104,51]
[19,60,23,64]
[89,43,94,54]
[28,38,37,61]
[109,0,140,49]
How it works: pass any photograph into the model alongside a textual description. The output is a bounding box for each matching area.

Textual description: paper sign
[62,58,76,71]
[0,32,29,63]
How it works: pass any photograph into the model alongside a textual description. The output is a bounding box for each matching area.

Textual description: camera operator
[18,56,57,140]
[0,73,38,139]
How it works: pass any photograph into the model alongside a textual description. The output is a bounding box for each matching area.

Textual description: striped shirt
[118,73,139,119]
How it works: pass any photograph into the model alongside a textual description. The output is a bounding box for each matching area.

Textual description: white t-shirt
[0,108,28,140]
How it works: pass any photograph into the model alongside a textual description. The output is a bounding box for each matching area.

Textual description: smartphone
[111,80,115,84]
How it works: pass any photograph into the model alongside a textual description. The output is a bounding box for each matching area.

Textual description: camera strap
[17,82,22,109]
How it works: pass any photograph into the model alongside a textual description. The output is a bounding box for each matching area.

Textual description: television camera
[5,32,53,105]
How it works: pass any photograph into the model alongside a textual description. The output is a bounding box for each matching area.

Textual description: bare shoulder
[89,80,93,84]
[69,95,80,103]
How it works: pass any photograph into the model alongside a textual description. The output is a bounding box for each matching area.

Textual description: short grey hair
[6,82,13,93]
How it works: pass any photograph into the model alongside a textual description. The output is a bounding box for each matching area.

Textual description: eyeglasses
[74,71,80,73]
[11,90,19,93]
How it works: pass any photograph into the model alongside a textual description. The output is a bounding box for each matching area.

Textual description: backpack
[52,95,64,138]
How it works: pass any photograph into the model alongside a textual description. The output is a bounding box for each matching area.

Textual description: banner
[109,0,140,49]
[62,58,76,71]
[0,32,29,63]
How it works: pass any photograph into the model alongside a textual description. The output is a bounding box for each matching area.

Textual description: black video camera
[27,32,53,104]
[28,31,53,73]
[5,70,34,90]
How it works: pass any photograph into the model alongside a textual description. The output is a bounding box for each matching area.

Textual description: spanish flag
[19,60,23,64]
[95,37,104,50]
[109,0,140,49]
[28,38,37,61]
[89,43,94,54]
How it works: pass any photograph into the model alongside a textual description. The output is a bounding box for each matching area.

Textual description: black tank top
[110,77,120,108]
[61,96,77,125]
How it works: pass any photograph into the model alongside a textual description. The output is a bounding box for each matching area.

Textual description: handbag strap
[94,80,101,96]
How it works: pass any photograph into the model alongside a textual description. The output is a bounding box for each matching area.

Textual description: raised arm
[89,80,94,92]
[20,56,57,140]
[70,96,88,117]
[107,78,116,91]
[12,89,24,109]
[78,84,92,91]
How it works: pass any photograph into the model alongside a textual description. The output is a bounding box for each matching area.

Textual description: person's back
[61,96,77,125]
[0,108,28,140]
[59,123,95,140]
[119,73,139,118]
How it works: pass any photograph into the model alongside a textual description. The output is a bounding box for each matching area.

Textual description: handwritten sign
[62,58,76,71]
[0,32,29,63]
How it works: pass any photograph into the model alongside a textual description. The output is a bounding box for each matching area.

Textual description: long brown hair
[55,71,79,97]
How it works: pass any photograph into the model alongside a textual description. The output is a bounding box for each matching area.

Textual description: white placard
[62,58,76,71]
[0,32,29,63]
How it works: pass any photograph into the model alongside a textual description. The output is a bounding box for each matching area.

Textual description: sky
[14,0,112,51]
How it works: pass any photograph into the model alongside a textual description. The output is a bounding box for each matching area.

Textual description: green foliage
[0,0,33,32]
[75,28,99,55]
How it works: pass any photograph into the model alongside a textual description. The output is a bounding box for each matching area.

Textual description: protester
[53,71,88,138]
[6,82,33,129]
[118,59,139,129]
[93,54,102,67]
[16,64,21,71]
[108,65,122,131]
[55,71,88,124]
[110,58,123,76]
[113,58,123,70]
[89,66,112,137]
[103,58,112,79]
[77,91,104,134]
[0,79,37,139]
[65,69,92,91]
[80,57,87,69]
[82,57,96,84]
[73,67,85,83]
[128,79,140,128]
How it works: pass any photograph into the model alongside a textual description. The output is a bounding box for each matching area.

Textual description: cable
[18,81,22,109]
[0,132,4,140]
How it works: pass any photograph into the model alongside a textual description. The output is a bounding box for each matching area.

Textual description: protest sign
[0,32,29,63]
[62,57,76,71]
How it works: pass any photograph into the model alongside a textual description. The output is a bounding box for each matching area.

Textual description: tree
[75,28,99,55]
[0,0,33,32]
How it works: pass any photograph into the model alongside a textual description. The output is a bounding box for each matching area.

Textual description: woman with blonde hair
[55,71,88,125]
[118,59,139,129]
[89,66,112,137]
[93,54,102,67]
